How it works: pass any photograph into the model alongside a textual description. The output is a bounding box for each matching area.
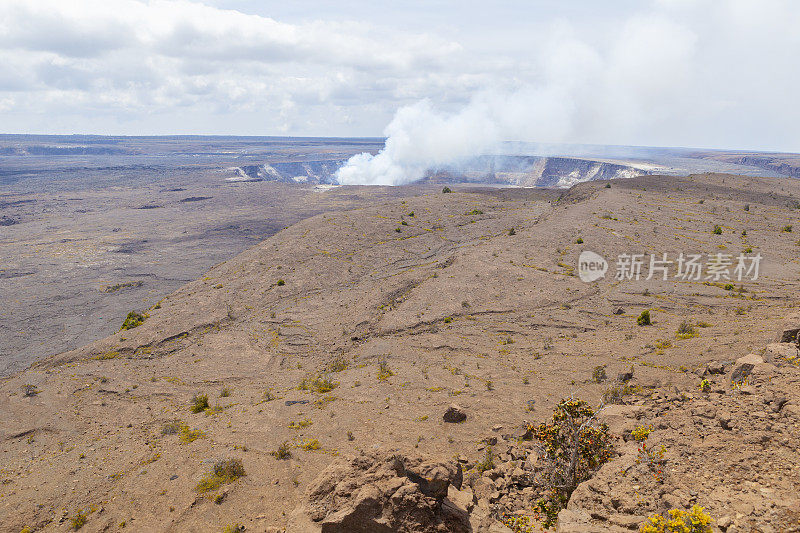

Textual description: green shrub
[276,279,285,286]
[70,509,89,530]
[271,441,292,459]
[377,361,394,382]
[508,227,516,235]
[592,365,607,383]
[190,394,210,413]
[529,399,614,528]
[442,187,452,193]
[121,311,146,330]
[675,321,697,339]
[783,225,793,233]
[465,209,483,215]
[576,237,583,244]
[196,458,245,493]
[473,445,495,473]
[712,225,722,235]
[179,424,204,444]
[299,374,338,393]
[637,310,651,326]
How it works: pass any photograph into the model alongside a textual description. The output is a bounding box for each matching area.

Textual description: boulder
[443,404,467,423]
[287,452,469,533]
[765,343,800,365]
[775,312,800,344]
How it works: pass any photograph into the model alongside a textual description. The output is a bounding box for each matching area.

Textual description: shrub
[220,387,231,398]
[121,311,146,330]
[675,321,697,339]
[276,279,285,286]
[223,525,245,533]
[299,374,338,393]
[639,505,713,533]
[195,458,245,493]
[263,388,276,401]
[271,441,292,459]
[179,424,204,444]
[161,420,181,435]
[783,225,793,233]
[637,310,651,326]
[529,398,614,527]
[592,365,607,383]
[605,183,612,188]
[70,509,89,530]
[508,227,516,235]
[602,383,641,404]
[576,237,583,244]
[712,225,722,235]
[699,379,711,393]
[465,209,483,215]
[190,394,210,413]
[22,384,39,397]
[473,445,495,473]
[300,438,321,451]
[377,361,394,382]
[442,187,452,193]
[325,355,349,373]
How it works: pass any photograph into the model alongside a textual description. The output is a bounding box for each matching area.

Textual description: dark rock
[443,404,467,423]
[731,363,754,383]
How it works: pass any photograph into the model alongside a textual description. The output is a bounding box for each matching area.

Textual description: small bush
[592,365,607,383]
[639,505,713,533]
[699,379,711,393]
[263,388,276,401]
[179,424,205,444]
[70,509,89,530]
[377,361,394,382]
[576,237,583,244]
[299,374,338,393]
[783,225,793,233]
[473,445,495,473]
[300,438,321,451]
[637,310,651,326]
[529,398,614,527]
[395,227,402,233]
[602,383,641,404]
[220,387,232,398]
[675,321,697,339]
[271,441,292,459]
[196,458,245,493]
[712,225,722,235]
[22,384,39,397]
[605,182,612,188]
[121,311,146,330]
[325,355,349,373]
[190,394,210,413]
[223,524,245,533]
[161,420,181,435]
[465,209,483,215]
[276,279,285,286]
[508,227,516,235]
[442,187,452,193]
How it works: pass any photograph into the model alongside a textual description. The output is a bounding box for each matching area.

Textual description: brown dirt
[2,173,800,532]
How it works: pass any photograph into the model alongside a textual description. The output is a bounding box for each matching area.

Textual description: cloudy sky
[1,0,799,151]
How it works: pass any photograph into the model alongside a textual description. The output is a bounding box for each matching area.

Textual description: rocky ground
[2,173,800,532]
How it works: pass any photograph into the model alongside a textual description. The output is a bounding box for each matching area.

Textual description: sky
[1,0,799,152]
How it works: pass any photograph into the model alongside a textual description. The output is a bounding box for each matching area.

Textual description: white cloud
[0,0,798,153]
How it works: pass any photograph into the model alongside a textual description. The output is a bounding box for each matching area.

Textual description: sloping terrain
[2,173,800,532]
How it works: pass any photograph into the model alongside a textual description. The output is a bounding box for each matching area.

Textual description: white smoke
[335,89,575,185]
[336,0,800,185]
